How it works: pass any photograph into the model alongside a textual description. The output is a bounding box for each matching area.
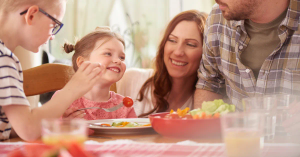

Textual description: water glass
[221,112,264,157]
[41,118,87,145]
[242,95,277,140]
[275,94,300,136]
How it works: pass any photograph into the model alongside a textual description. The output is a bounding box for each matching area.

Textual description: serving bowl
[149,112,221,138]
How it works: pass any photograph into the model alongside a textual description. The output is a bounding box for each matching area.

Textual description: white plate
[88,118,155,135]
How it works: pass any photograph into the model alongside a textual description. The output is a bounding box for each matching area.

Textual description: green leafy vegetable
[189,99,235,116]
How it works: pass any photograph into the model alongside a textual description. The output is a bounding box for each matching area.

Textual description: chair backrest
[23,63,117,96]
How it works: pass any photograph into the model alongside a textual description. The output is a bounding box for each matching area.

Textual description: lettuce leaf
[189,99,235,115]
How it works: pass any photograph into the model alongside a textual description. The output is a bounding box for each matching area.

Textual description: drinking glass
[242,95,277,140]
[221,112,264,157]
[41,118,87,145]
[275,94,300,136]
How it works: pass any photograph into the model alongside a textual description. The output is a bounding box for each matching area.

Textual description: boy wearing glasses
[0,0,103,141]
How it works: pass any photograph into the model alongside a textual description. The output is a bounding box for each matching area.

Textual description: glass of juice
[41,118,87,145]
[242,95,277,140]
[221,112,264,157]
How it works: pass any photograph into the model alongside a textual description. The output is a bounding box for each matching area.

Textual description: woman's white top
[117,68,193,116]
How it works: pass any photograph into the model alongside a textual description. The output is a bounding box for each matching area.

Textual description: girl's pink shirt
[54,91,137,119]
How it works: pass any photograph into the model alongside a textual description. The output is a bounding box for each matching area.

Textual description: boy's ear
[76,56,86,68]
[24,5,39,25]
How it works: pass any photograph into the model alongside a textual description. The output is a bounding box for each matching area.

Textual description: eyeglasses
[20,8,64,35]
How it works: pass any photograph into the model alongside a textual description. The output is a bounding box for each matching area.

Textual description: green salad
[111,121,142,127]
[189,99,235,116]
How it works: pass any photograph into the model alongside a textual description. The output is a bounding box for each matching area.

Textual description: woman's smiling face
[163,20,203,80]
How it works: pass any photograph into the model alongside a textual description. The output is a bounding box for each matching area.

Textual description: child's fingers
[84,62,102,75]
[89,72,102,85]
[63,109,85,118]
[74,112,86,119]
[87,68,103,83]
[77,61,91,73]
[89,65,106,82]
[63,108,74,117]
[63,107,80,117]
[68,111,85,118]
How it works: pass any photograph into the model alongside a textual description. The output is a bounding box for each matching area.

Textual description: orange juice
[224,131,263,157]
[42,134,87,145]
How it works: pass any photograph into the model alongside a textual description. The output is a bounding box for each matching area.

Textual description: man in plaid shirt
[194,0,299,110]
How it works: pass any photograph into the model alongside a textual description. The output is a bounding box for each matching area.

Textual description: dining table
[3,133,223,143]
[2,132,300,157]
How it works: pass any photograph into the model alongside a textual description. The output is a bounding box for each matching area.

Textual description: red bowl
[149,112,221,138]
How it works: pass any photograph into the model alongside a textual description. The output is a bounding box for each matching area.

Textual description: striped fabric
[0,39,29,140]
[196,0,300,109]
[1,142,300,157]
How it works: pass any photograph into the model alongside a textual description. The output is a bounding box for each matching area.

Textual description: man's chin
[222,12,231,20]
[222,13,241,21]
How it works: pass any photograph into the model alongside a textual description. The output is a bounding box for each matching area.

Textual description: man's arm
[194,89,223,109]
[193,8,226,109]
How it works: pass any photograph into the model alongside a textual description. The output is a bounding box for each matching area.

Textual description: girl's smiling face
[87,37,126,84]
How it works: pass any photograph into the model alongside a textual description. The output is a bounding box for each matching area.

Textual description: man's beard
[215,0,256,21]
[222,9,253,21]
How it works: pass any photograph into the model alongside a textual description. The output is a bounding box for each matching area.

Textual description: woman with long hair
[117,10,208,117]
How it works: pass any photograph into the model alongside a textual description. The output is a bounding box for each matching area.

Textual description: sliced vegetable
[213,112,220,118]
[100,123,111,127]
[141,124,151,127]
[111,121,148,127]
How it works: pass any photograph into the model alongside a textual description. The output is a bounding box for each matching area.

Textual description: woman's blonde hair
[63,27,125,71]
[138,10,208,117]
[0,0,66,12]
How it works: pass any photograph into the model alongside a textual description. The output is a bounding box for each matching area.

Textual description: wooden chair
[23,63,117,96]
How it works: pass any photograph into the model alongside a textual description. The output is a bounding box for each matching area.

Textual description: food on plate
[164,99,235,119]
[123,96,134,107]
[112,121,151,127]
[91,121,151,127]
[99,123,111,127]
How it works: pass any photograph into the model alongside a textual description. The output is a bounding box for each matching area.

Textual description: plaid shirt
[196,0,300,109]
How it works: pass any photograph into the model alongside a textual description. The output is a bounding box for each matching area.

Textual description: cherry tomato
[123,97,134,107]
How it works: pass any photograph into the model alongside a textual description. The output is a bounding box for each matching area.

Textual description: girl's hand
[63,61,106,100]
[62,107,86,120]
